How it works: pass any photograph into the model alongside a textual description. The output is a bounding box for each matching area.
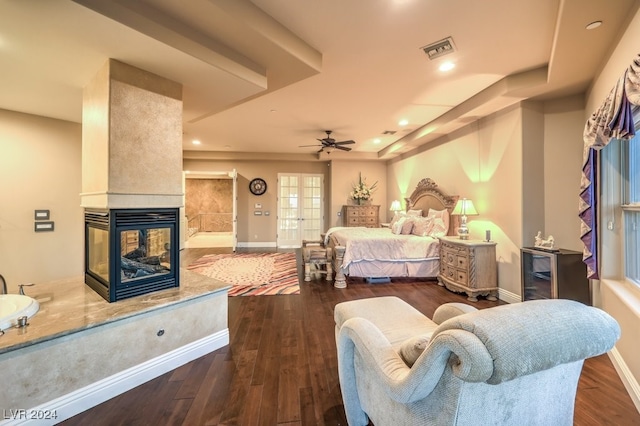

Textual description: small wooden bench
[302,239,332,282]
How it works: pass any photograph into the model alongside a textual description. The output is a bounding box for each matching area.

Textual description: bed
[328,178,459,288]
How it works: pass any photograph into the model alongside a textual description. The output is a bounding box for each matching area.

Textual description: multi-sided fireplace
[84,208,180,302]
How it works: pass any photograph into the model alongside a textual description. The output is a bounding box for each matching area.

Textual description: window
[602,115,640,284]
[622,133,640,283]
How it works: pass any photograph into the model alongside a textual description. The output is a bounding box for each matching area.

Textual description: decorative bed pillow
[407,209,423,217]
[392,216,407,235]
[399,334,431,367]
[390,211,407,230]
[411,216,434,236]
[429,218,447,238]
[401,217,415,235]
[428,208,450,233]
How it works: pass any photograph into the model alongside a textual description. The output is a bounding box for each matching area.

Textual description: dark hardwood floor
[61,247,640,425]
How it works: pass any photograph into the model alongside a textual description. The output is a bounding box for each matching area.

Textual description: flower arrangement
[350,172,377,205]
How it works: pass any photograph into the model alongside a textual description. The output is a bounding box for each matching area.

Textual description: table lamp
[389,200,402,218]
[451,198,478,240]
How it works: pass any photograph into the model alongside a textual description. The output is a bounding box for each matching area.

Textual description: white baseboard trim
[1,329,229,426]
[237,241,277,248]
[608,347,640,413]
[498,288,520,304]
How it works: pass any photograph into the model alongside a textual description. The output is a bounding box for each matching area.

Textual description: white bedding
[328,227,440,269]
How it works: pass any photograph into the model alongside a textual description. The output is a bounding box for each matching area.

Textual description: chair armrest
[432,302,477,325]
[337,317,493,407]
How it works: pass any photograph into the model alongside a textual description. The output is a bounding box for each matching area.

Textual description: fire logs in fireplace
[120,229,171,279]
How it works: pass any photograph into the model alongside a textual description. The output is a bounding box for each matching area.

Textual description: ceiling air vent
[382,130,397,135]
[421,37,456,60]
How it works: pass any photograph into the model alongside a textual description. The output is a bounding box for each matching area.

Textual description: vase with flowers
[350,172,377,205]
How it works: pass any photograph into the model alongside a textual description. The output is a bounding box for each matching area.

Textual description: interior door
[277,173,324,247]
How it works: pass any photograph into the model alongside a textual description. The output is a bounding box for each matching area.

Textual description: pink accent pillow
[392,216,406,235]
[407,209,423,217]
[428,208,450,234]
[401,217,415,235]
[429,218,447,238]
[412,216,434,236]
[390,211,407,230]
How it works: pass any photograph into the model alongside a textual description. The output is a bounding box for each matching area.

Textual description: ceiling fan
[299,130,355,153]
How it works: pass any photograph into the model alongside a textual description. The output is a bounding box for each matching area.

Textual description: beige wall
[0,109,83,289]
[521,101,545,246]
[329,160,387,226]
[543,95,586,251]
[586,6,640,397]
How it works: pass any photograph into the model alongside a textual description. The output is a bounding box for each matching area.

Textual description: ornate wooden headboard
[404,178,459,236]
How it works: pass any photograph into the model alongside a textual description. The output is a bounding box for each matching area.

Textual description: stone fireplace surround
[81,59,184,302]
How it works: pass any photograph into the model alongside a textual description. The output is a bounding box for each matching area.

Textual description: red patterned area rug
[187,252,300,296]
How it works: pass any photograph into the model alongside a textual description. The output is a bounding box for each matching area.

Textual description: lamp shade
[452,198,478,216]
[389,200,402,212]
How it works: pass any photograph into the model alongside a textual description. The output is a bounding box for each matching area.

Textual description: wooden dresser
[437,236,498,302]
[342,205,380,228]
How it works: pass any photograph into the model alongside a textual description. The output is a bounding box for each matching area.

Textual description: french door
[277,173,324,247]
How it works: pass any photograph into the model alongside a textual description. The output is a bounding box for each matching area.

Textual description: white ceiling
[1,0,637,161]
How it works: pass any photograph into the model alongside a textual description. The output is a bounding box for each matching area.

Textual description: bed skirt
[334,257,440,288]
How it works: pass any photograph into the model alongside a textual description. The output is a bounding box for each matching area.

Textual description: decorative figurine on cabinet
[534,231,555,250]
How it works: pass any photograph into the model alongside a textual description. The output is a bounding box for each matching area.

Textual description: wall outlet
[607,221,614,230]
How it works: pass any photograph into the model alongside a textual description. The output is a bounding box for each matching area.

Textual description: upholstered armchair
[335,297,620,426]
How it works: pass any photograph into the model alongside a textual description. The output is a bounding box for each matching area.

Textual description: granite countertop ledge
[0,268,230,355]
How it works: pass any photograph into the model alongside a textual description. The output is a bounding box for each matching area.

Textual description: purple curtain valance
[580,53,640,279]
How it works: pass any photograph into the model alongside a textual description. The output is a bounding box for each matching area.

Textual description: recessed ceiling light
[192,139,201,145]
[398,119,409,126]
[586,21,602,30]
[373,138,381,144]
[439,61,455,72]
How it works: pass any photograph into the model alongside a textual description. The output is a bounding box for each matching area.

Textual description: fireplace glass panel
[120,227,172,282]
[88,226,110,283]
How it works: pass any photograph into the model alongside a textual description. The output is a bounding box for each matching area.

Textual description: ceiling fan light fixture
[300,130,355,153]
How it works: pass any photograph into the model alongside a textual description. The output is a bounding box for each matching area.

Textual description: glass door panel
[277,173,323,247]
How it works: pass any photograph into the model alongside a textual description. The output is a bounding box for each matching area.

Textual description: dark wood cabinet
[520,247,591,304]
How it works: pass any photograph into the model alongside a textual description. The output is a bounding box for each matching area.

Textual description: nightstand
[438,236,498,302]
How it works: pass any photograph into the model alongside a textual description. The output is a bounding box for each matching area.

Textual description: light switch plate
[35,221,54,232]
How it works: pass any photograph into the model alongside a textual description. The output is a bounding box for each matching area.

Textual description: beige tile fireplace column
[81,59,183,209]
